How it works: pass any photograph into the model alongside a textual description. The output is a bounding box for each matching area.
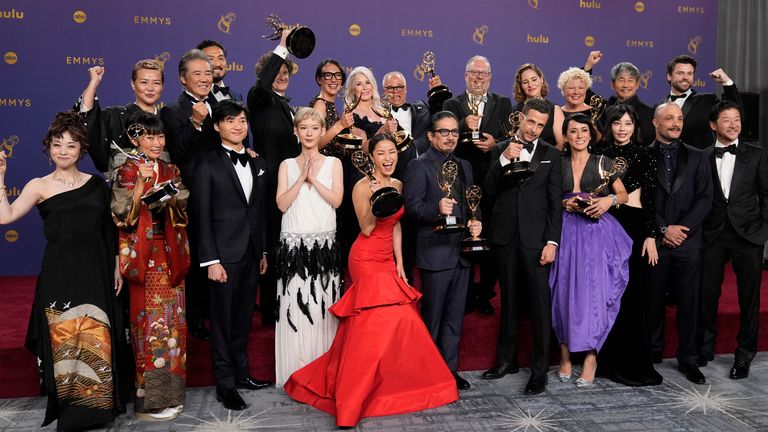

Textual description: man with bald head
[648,102,713,384]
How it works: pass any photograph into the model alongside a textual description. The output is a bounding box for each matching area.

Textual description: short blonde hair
[557,67,592,95]
[294,106,325,127]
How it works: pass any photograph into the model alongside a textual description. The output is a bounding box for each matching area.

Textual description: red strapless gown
[284,206,458,427]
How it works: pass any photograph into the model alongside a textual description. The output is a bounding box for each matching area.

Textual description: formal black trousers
[420,265,470,371]
[495,240,553,380]
[648,245,701,364]
[208,244,259,392]
[698,221,762,362]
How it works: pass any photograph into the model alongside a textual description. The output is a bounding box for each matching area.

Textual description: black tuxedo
[190,147,266,391]
[77,100,144,174]
[404,147,474,370]
[656,85,742,149]
[391,100,432,179]
[444,91,513,308]
[699,141,768,362]
[484,139,562,380]
[246,52,300,323]
[648,140,713,364]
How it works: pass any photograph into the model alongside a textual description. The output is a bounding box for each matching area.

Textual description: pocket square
[258,169,265,176]
[540,160,551,164]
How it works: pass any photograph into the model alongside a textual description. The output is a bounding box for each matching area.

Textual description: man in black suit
[481,98,562,396]
[382,71,450,281]
[601,62,655,146]
[404,111,482,391]
[197,39,245,103]
[648,102,713,384]
[190,100,271,410]
[443,55,512,315]
[247,31,300,325]
[697,101,768,379]
[659,55,742,149]
[161,49,220,340]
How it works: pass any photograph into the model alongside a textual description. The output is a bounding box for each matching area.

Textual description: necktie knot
[229,150,249,167]
[392,105,407,113]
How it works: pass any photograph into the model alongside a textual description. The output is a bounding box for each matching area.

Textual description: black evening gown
[25,176,128,430]
[593,141,663,386]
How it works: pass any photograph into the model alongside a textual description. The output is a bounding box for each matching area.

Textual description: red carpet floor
[1,265,766,399]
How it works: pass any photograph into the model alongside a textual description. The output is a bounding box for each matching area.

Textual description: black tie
[669,93,687,101]
[392,105,407,113]
[229,150,248,167]
[521,140,534,153]
[214,85,230,97]
[715,145,736,158]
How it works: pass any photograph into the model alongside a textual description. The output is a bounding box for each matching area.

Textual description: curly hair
[557,67,592,95]
[43,111,88,159]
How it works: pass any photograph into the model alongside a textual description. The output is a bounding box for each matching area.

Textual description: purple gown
[549,154,632,352]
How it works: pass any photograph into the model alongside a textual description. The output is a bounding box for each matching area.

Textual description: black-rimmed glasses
[433,128,460,137]
[320,72,343,80]
[383,85,406,92]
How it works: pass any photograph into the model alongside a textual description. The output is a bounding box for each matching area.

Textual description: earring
[48,157,53,166]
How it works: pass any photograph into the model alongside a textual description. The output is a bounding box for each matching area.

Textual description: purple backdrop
[0,0,717,275]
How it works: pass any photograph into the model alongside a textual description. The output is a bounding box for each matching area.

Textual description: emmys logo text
[625,40,655,48]
[401,28,434,38]
[0,98,32,108]
[678,6,705,14]
[579,0,602,8]
[133,16,171,26]
[1,8,24,19]
[66,56,105,65]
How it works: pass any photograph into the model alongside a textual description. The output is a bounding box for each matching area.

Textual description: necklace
[52,171,81,188]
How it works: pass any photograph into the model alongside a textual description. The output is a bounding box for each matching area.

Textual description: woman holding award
[111,112,190,420]
[285,133,457,428]
[344,66,398,146]
[513,63,565,148]
[549,113,631,387]
[0,111,128,431]
[309,59,354,158]
[593,104,663,387]
[274,108,343,388]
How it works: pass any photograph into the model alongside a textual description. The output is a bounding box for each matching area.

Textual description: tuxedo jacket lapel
[457,93,472,118]
[681,90,698,118]
[217,149,248,205]
[481,94,497,132]
[709,150,726,201]
[247,158,260,206]
[651,143,671,194]
[729,143,752,198]
[520,144,545,188]
[671,146,689,194]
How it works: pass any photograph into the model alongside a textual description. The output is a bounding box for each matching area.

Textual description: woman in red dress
[284,133,458,427]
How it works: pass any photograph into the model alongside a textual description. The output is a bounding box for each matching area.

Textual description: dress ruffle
[330,271,421,317]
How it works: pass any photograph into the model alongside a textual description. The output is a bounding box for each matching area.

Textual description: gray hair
[465,55,491,73]
[382,71,406,87]
[610,62,641,82]
[178,49,213,77]
[557,67,592,94]
[344,66,384,111]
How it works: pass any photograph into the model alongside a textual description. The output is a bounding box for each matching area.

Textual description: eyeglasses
[383,85,406,93]
[432,128,460,137]
[320,72,343,80]
[467,70,491,78]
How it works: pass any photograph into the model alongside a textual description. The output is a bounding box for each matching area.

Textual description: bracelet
[189,116,202,128]
[609,194,618,207]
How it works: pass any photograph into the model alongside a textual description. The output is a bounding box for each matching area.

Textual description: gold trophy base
[433,215,465,234]
[338,131,363,152]
[459,131,482,145]
[502,160,533,180]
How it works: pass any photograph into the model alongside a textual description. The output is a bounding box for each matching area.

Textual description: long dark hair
[600,104,638,144]
[562,113,596,156]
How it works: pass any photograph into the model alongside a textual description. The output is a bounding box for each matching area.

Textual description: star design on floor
[489,406,568,431]
[650,380,768,427]
[177,407,302,430]
[0,400,24,425]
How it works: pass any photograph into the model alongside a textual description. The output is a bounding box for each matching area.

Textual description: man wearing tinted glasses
[404,111,481,391]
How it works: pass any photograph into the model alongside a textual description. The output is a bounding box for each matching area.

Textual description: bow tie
[278,94,291,104]
[392,105,408,113]
[521,140,534,153]
[669,93,687,101]
[214,85,230,96]
[229,150,249,167]
[715,145,736,158]
[659,140,681,154]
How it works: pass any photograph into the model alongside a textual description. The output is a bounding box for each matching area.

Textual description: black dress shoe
[697,352,714,367]
[452,372,471,390]
[477,300,494,315]
[235,376,272,390]
[651,352,663,364]
[524,377,546,395]
[678,363,706,384]
[216,388,247,410]
[729,360,750,379]
[189,323,211,341]
[481,362,519,380]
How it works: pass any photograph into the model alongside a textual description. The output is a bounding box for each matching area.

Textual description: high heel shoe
[557,371,572,383]
[575,377,594,388]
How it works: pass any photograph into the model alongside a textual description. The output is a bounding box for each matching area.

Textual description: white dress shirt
[715,139,737,200]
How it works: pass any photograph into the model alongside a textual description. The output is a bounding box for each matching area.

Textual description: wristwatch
[660,225,668,234]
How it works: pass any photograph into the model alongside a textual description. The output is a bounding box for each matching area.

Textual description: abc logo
[349,24,361,37]
[4,51,17,65]
[73,10,87,24]
[584,36,595,47]
[5,230,19,243]
[635,1,645,13]
[290,63,299,75]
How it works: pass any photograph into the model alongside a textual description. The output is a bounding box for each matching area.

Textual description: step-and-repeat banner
[1,0,716,275]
